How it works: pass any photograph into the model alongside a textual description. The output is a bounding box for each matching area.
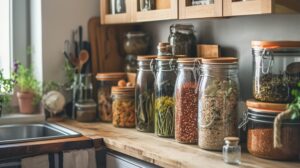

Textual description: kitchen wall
[141,14,300,100]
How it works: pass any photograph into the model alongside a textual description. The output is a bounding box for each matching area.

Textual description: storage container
[139,0,155,11]
[112,86,135,128]
[198,57,240,150]
[252,41,300,103]
[135,56,156,132]
[76,100,97,122]
[242,99,300,160]
[222,137,241,165]
[124,32,150,55]
[96,73,127,122]
[174,58,201,143]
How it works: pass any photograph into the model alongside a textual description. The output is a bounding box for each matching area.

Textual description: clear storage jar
[198,58,240,151]
[96,73,127,122]
[139,0,155,11]
[124,32,150,55]
[76,100,97,122]
[222,137,241,165]
[154,56,178,137]
[112,86,135,128]
[168,24,196,57]
[252,41,300,103]
[174,58,201,144]
[241,99,300,161]
[135,56,157,132]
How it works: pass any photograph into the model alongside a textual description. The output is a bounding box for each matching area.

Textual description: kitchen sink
[0,123,81,145]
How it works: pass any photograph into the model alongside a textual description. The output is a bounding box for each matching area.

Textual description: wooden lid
[177,57,201,63]
[252,41,300,49]
[96,73,127,81]
[224,137,239,142]
[137,55,157,61]
[156,55,186,60]
[246,99,288,113]
[111,86,135,95]
[202,57,238,64]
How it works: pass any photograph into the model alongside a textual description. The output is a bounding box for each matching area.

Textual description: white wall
[41,0,99,82]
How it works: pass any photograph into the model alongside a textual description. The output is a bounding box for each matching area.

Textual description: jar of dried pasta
[96,73,127,122]
[112,86,135,128]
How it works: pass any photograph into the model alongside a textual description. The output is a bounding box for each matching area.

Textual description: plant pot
[17,92,34,114]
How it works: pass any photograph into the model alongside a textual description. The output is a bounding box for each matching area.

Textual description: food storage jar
[139,0,155,11]
[96,73,127,122]
[240,99,300,160]
[198,57,240,151]
[112,86,135,128]
[124,54,137,73]
[124,32,150,55]
[110,0,126,14]
[222,137,241,165]
[135,55,157,132]
[252,41,300,103]
[174,58,201,144]
[76,100,97,122]
[154,56,178,137]
[157,42,172,56]
[168,24,196,57]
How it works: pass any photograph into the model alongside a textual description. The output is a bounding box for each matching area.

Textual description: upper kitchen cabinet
[100,0,132,24]
[223,0,300,16]
[179,0,223,19]
[132,0,178,22]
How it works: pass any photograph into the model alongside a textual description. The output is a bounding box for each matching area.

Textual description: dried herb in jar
[155,96,175,137]
[136,91,155,132]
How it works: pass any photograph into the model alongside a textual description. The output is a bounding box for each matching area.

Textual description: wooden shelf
[100,0,132,24]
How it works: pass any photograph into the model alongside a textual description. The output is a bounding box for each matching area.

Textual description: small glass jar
[135,56,157,132]
[157,42,172,56]
[192,0,214,6]
[76,100,97,122]
[252,41,300,103]
[168,24,196,57]
[96,73,127,122]
[240,99,300,161]
[174,58,201,144]
[110,0,126,14]
[124,32,150,55]
[139,0,155,11]
[112,86,135,128]
[154,56,178,137]
[223,137,241,165]
[124,54,137,73]
[198,58,240,150]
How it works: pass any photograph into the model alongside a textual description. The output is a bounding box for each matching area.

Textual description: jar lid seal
[252,41,300,49]
[96,73,127,81]
[246,99,287,113]
[111,86,135,95]
[177,57,201,63]
[202,57,238,64]
[137,55,157,61]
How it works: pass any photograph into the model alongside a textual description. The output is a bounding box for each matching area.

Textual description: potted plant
[0,70,14,116]
[14,64,41,114]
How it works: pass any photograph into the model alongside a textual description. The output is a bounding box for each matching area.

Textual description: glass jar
[222,137,241,165]
[112,86,135,128]
[154,56,178,137]
[124,32,150,55]
[168,24,196,57]
[174,58,201,144]
[110,0,126,14]
[139,0,155,11]
[135,56,157,132]
[76,100,97,122]
[124,54,137,73]
[192,0,214,5]
[157,42,172,56]
[198,58,240,151]
[96,73,127,122]
[240,99,300,161]
[252,41,300,103]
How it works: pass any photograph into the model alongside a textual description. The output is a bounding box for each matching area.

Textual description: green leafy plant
[0,70,15,109]
[288,82,300,120]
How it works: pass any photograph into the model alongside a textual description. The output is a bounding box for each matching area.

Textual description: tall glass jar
[168,24,196,57]
[112,86,135,128]
[135,55,157,132]
[96,73,127,122]
[174,58,201,144]
[124,32,150,55]
[252,41,300,103]
[154,56,178,137]
[198,58,240,151]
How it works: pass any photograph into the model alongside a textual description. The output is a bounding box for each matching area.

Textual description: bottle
[223,137,241,165]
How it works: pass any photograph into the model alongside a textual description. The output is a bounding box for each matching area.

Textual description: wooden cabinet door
[100,0,132,24]
[179,0,223,19]
[223,0,273,16]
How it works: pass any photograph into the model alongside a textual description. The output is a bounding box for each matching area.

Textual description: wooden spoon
[78,50,89,73]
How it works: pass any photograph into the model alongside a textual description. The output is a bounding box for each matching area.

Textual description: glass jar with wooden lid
[96,73,127,122]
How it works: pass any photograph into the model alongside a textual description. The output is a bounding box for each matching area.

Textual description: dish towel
[21,155,49,168]
[63,148,96,168]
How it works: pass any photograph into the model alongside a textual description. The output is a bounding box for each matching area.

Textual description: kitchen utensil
[79,26,83,52]
[78,50,89,73]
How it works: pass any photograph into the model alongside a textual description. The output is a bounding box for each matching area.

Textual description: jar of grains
[240,99,300,161]
[96,73,127,122]
[252,41,300,103]
[111,86,135,128]
[174,58,201,143]
[198,57,240,150]
[135,55,157,132]
[154,56,178,137]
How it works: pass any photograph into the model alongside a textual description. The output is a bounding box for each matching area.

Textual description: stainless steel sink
[0,123,81,145]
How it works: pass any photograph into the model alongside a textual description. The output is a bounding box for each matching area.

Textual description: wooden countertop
[56,120,300,168]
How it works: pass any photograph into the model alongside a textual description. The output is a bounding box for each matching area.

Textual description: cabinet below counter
[55,120,300,168]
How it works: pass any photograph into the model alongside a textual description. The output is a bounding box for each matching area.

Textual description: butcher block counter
[55,120,300,168]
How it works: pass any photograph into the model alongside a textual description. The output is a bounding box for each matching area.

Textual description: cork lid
[177,57,201,63]
[137,55,157,61]
[246,99,288,113]
[111,86,135,95]
[156,55,186,60]
[96,73,127,81]
[202,57,238,64]
[252,41,300,49]
[224,137,239,142]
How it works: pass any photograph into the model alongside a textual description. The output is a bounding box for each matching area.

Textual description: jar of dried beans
[252,41,300,103]
[96,73,127,122]
[135,55,156,132]
[198,58,240,151]
[112,86,135,128]
[154,56,179,138]
[174,58,201,143]
[240,99,300,161]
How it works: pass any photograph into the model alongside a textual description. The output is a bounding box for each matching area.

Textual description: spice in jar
[76,100,97,122]
[155,96,175,137]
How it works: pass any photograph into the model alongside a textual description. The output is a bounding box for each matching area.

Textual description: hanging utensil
[78,50,90,74]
